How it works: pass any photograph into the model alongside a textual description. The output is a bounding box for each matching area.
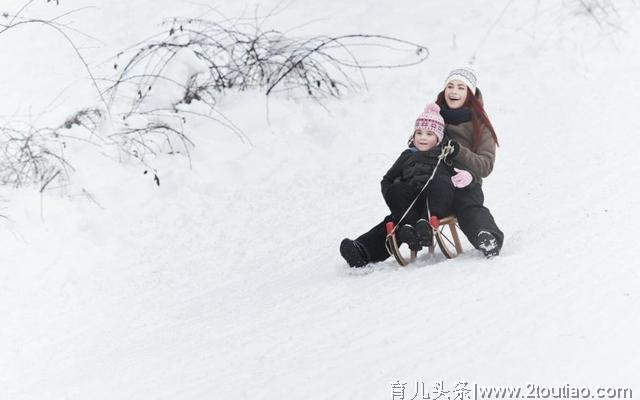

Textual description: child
[380,103,473,251]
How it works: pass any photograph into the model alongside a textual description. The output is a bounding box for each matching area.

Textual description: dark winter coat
[444,121,495,184]
[381,146,452,196]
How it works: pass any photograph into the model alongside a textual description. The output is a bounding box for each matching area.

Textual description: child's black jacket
[381,146,453,195]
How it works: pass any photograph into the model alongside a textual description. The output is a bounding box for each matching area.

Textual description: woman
[340,67,504,267]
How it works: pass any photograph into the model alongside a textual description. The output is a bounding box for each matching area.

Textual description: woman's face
[444,80,468,109]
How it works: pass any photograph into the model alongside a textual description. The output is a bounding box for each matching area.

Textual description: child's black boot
[415,219,433,247]
[340,238,369,268]
[397,224,422,252]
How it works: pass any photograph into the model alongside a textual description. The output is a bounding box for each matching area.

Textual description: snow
[1,0,639,399]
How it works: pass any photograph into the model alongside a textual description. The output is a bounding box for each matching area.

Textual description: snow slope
[1,1,639,399]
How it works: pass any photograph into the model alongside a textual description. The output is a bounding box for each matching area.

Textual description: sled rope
[386,143,453,237]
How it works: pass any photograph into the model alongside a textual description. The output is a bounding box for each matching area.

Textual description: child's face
[413,129,438,151]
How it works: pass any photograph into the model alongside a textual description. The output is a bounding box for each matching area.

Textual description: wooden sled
[385,215,463,266]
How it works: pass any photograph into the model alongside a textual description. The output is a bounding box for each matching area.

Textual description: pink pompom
[424,103,440,114]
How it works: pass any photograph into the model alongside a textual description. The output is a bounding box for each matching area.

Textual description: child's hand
[451,168,473,188]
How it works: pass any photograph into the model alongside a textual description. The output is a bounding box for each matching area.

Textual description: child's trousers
[382,174,455,227]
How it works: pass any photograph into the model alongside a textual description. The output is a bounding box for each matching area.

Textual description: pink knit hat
[414,103,445,144]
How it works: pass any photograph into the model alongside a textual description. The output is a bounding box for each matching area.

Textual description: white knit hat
[444,66,478,94]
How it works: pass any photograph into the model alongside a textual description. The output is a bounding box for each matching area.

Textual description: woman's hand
[451,168,473,188]
[444,139,460,161]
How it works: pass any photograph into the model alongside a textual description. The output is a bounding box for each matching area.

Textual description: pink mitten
[451,168,473,188]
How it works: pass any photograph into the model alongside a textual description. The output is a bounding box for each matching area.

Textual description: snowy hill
[1,0,639,399]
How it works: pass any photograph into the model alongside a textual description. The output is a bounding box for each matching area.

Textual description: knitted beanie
[445,66,478,94]
[414,103,445,144]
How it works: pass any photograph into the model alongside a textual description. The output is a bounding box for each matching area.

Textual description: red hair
[436,88,499,152]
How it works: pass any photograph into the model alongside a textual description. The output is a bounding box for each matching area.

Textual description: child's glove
[451,168,473,188]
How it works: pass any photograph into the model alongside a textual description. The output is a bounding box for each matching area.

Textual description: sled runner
[432,215,464,259]
[385,215,463,266]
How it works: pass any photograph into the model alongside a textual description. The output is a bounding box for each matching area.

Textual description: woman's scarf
[439,106,472,125]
